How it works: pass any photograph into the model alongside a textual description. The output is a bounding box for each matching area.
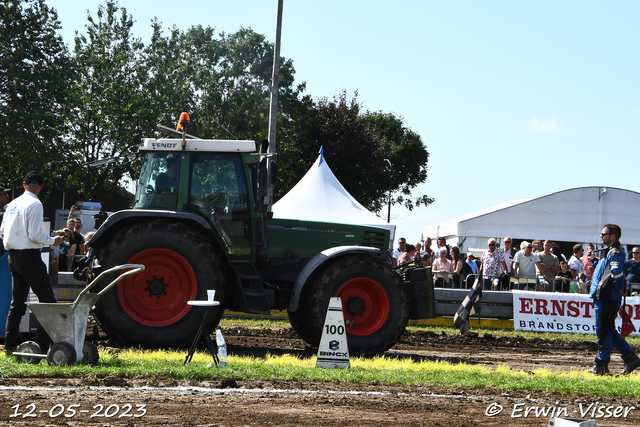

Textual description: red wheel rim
[336,277,389,336]
[118,248,197,327]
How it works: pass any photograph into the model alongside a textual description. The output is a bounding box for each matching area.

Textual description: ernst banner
[512,290,640,337]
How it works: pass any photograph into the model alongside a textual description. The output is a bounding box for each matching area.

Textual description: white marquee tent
[422,187,640,254]
[272,151,395,238]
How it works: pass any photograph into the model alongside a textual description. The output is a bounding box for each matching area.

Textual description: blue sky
[48,1,640,243]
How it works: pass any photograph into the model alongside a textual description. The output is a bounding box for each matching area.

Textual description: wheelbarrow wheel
[16,341,42,365]
[47,342,76,366]
[81,342,99,366]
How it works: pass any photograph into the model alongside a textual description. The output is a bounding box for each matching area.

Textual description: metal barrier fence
[432,272,476,289]
[434,288,513,319]
[432,271,590,294]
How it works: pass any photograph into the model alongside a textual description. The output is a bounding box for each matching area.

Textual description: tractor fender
[90,210,214,250]
[288,245,380,312]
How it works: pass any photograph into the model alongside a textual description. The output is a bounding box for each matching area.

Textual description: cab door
[188,153,253,259]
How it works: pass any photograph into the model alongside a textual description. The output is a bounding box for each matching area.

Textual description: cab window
[189,153,252,258]
[134,152,181,210]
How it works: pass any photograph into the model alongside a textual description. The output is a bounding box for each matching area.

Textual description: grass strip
[2,350,639,397]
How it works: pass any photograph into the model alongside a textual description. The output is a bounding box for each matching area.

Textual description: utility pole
[265,0,283,210]
[384,159,392,223]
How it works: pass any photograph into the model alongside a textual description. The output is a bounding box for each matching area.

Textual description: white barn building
[422,187,640,258]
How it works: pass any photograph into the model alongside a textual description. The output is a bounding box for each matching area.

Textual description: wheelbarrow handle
[73,264,145,305]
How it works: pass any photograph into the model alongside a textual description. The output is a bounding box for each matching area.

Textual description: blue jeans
[594,299,633,364]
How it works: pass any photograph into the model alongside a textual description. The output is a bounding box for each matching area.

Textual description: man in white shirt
[480,238,508,290]
[0,172,63,355]
[569,244,585,279]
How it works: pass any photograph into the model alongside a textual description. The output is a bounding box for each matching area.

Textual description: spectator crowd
[53,205,95,272]
[392,235,640,294]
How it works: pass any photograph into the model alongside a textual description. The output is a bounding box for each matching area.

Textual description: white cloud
[529,115,563,133]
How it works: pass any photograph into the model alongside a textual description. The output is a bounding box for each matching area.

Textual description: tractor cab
[132,138,260,260]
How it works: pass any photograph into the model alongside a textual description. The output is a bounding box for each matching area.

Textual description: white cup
[207,290,216,302]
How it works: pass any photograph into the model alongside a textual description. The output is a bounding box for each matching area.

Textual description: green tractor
[88,125,433,356]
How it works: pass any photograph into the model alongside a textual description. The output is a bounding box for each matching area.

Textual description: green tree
[365,111,433,212]
[0,0,73,192]
[141,20,197,132]
[65,0,148,207]
[56,2,431,215]
[66,3,306,207]
[168,25,302,141]
[276,91,433,214]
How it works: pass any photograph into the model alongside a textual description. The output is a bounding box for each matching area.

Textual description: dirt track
[1,325,639,426]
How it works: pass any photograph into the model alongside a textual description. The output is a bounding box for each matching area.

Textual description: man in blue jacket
[589,224,640,375]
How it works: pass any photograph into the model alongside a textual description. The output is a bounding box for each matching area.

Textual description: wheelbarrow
[13,264,145,366]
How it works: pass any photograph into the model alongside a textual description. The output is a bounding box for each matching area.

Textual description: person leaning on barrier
[535,239,559,292]
[433,246,453,287]
[0,172,64,355]
[450,246,464,289]
[420,237,434,267]
[397,243,415,265]
[513,241,546,291]
[588,224,640,375]
[501,236,517,276]
[554,260,573,293]
[436,237,451,260]
[480,238,508,290]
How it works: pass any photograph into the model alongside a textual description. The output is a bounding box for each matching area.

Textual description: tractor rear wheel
[93,220,226,348]
[295,255,408,357]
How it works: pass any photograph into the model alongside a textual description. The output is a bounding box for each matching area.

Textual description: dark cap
[23,171,44,186]
[0,186,9,193]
